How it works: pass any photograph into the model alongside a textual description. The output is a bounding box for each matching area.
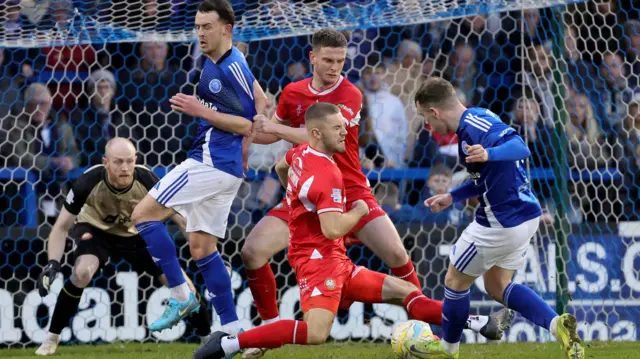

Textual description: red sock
[403,290,443,326]
[391,260,422,290]
[245,263,279,321]
[238,320,308,349]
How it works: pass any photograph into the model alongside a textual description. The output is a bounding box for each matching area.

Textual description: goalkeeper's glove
[38,260,61,297]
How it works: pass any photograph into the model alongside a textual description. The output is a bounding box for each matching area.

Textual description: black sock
[186,295,212,337]
[49,281,84,335]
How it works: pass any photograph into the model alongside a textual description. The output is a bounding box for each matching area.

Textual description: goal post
[0,0,639,349]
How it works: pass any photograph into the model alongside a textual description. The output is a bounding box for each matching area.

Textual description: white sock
[170,283,191,302]
[46,333,60,342]
[466,315,489,332]
[549,315,560,337]
[222,320,240,335]
[441,339,460,355]
[263,316,280,325]
[221,335,241,355]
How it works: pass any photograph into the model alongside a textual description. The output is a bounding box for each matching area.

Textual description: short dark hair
[312,29,347,50]
[428,163,453,179]
[414,77,457,108]
[305,102,340,123]
[198,0,235,27]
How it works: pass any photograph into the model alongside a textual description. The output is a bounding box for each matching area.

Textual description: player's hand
[253,114,277,134]
[169,93,206,117]
[38,260,61,297]
[424,193,453,213]
[465,144,489,163]
[351,200,370,217]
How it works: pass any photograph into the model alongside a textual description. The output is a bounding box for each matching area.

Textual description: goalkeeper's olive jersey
[63,165,159,237]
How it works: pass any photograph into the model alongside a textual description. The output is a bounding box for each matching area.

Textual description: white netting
[0,0,588,47]
[1,0,639,350]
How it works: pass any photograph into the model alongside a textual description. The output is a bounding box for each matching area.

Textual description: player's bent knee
[385,246,410,267]
[188,232,218,260]
[444,266,474,291]
[305,325,331,345]
[71,265,97,288]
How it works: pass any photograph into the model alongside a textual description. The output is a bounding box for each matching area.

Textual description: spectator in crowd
[612,93,640,220]
[565,88,610,170]
[624,20,640,88]
[0,83,78,218]
[281,61,308,88]
[574,0,623,61]
[117,41,191,166]
[506,96,552,167]
[389,164,467,225]
[565,25,597,93]
[442,42,484,105]
[0,48,26,119]
[518,43,554,126]
[1,0,23,40]
[596,52,634,131]
[361,63,408,168]
[70,69,136,167]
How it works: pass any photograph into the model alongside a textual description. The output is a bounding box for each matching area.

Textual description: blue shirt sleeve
[486,134,531,162]
[450,179,479,203]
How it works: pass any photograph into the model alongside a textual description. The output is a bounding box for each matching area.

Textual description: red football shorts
[294,258,387,314]
[344,191,387,246]
[265,198,290,222]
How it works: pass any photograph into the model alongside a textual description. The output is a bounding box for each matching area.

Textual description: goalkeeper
[35,138,212,356]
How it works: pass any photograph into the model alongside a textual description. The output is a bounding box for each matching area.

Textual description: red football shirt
[284,143,349,267]
[275,76,369,197]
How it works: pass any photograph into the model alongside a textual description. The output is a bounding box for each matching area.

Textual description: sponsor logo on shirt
[331,188,342,203]
[198,98,218,111]
[337,103,354,116]
[66,189,75,204]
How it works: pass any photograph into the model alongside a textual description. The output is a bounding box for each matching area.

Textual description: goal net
[1,0,639,349]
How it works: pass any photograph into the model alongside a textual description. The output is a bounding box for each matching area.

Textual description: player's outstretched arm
[37,207,77,296]
[318,200,370,240]
[274,156,290,188]
[169,93,252,136]
[466,135,531,163]
[47,207,77,263]
[252,114,309,145]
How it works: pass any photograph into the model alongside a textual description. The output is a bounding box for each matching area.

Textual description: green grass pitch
[3,341,639,358]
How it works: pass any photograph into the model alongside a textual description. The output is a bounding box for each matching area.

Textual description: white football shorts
[449,216,540,277]
[149,159,242,238]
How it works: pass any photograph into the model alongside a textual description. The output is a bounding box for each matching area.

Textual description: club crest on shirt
[461,141,469,155]
[81,232,93,241]
[209,79,222,94]
[296,104,303,116]
[324,278,336,290]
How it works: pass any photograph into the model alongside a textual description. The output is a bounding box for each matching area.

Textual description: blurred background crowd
[0,0,639,228]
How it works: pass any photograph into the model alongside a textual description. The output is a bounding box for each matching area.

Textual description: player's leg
[193,280,340,359]
[354,207,422,289]
[482,219,583,358]
[186,171,244,335]
[156,270,213,340]
[130,235,213,339]
[342,266,504,341]
[241,213,289,323]
[193,308,332,359]
[37,226,107,356]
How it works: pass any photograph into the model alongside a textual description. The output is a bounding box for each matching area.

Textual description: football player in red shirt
[193,103,501,359]
[241,28,426,331]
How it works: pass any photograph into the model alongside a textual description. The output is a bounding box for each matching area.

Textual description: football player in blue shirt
[131,0,267,335]
[406,77,584,359]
